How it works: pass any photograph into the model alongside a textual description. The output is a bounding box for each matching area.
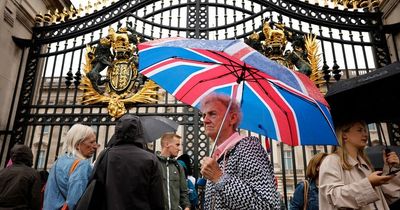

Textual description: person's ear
[230,112,238,125]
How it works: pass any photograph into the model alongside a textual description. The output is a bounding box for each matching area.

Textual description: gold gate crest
[80,26,158,118]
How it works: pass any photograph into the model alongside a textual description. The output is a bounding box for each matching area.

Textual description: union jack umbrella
[138,37,337,146]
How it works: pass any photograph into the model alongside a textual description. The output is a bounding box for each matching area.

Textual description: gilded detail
[80,25,158,118]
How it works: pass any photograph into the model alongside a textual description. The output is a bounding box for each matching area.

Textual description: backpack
[187,179,198,207]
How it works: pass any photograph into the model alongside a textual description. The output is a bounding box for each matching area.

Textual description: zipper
[167,158,171,210]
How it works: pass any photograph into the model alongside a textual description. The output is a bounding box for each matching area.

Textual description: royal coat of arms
[80,25,158,118]
[245,19,324,86]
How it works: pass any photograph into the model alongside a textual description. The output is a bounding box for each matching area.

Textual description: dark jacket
[290,179,319,210]
[92,114,164,210]
[157,155,191,210]
[0,164,41,210]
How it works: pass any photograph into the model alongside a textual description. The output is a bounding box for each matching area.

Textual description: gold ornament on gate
[245,19,324,85]
[80,25,158,118]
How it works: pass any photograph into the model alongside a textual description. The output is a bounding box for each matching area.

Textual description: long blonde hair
[332,120,373,170]
[62,124,95,159]
[305,152,328,180]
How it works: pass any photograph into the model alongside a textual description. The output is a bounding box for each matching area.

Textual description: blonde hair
[305,152,328,180]
[62,124,95,159]
[160,132,181,148]
[200,93,242,130]
[332,120,373,170]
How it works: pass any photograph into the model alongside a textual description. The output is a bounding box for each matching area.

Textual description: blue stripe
[240,86,279,140]
[148,65,206,94]
[139,47,216,71]
[275,87,337,145]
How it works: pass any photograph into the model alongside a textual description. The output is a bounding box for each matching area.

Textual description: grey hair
[200,93,242,130]
[62,124,95,158]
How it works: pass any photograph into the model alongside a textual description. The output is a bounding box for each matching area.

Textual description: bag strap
[54,159,81,200]
[303,180,309,210]
[69,159,81,175]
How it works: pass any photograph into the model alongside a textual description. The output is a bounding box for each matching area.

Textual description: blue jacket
[43,155,92,210]
[290,179,319,210]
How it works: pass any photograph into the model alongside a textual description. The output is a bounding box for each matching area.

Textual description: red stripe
[175,66,238,104]
[247,79,299,145]
[231,46,253,60]
[141,58,211,76]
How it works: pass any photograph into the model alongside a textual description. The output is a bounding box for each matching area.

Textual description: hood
[107,114,146,147]
[10,144,33,167]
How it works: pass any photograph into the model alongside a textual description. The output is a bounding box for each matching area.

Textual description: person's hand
[384,151,400,166]
[368,171,394,187]
[200,157,223,183]
[184,207,190,210]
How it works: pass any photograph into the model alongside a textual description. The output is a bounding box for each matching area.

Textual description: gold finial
[249,31,259,41]
[68,5,76,20]
[352,1,358,9]
[77,4,84,17]
[44,10,52,23]
[35,13,44,23]
[59,7,68,22]
[52,9,60,23]
[94,0,102,11]
[85,0,93,14]
[102,0,109,7]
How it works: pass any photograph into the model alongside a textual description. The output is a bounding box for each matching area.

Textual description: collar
[347,154,370,170]
[212,132,246,160]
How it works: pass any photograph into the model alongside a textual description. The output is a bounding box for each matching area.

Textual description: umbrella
[325,61,400,123]
[140,116,179,142]
[365,145,400,170]
[138,37,337,146]
[108,114,179,146]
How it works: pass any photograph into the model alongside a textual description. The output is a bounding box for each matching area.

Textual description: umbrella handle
[209,98,234,157]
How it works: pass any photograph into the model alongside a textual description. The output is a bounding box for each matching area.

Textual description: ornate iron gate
[3,0,394,208]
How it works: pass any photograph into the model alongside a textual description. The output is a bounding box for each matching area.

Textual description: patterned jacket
[204,136,280,210]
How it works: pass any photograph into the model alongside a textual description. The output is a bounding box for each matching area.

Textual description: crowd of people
[1,93,400,210]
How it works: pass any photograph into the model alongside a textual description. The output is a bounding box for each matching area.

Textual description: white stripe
[269,84,301,145]
[224,41,247,56]
[192,82,238,107]
[285,70,308,95]
[142,58,178,77]
[268,79,314,102]
[172,64,221,96]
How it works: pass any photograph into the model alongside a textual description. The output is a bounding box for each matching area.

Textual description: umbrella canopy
[140,116,179,142]
[108,114,179,146]
[138,37,337,146]
[325,62,400,123]
[365,145,400,170]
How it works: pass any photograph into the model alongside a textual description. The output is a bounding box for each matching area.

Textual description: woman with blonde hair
[43,124,99,210]
[319,120,400,209]
[290,152,327,210]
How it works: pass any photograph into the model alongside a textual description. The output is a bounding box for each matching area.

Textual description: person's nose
[203,115,211,124]
[93,143,100,149]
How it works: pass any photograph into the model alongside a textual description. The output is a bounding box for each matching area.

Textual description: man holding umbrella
[200,93,280,210]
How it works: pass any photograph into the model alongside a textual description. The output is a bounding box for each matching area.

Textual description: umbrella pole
[209,98,234,157]
[377,123,391,153]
